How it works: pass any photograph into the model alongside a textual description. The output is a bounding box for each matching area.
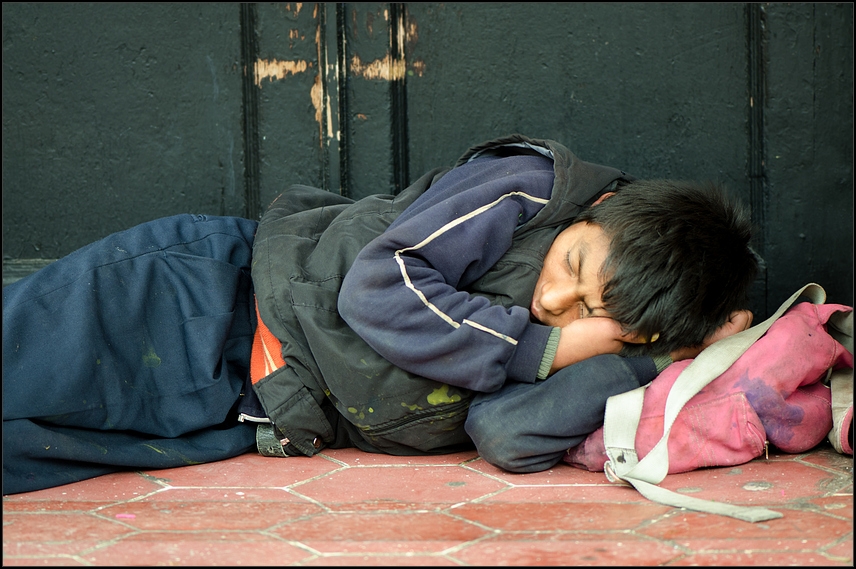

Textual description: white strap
[603,283,827,522]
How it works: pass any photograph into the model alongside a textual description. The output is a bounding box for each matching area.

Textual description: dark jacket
[250,134,633,457]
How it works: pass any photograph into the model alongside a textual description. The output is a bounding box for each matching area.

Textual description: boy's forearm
[549,318,626,374]
[545,319,673,377]
[466,354,659,473]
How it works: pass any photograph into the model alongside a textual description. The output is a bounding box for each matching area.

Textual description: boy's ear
[592,191,615,206]
[620,329,660,344]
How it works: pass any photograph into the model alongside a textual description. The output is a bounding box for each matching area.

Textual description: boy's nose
[540,284,577,319]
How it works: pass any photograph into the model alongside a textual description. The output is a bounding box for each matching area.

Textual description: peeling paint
[288,28,306,46]
[326,90,335,140]
[395,13,406,50]
[348,13,425,81]
[350,53,406,81]
[410,60,426,77]
[406,20,418,43]
[310,74,324,126]
[254,58,311,87]
[313,22,325,147]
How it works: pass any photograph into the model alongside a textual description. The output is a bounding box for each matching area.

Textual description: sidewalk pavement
[3,443,852,566]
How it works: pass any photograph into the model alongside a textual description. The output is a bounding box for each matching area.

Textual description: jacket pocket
[290,280,474,454]
[253,362,334,456]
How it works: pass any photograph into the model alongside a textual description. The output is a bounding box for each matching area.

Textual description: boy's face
[530,221,611,328]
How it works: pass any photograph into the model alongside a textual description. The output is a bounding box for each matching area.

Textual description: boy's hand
[548,309,754,374]
[550,317,630,373]
[669,309,754,361]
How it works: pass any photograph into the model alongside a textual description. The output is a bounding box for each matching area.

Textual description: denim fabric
[465,354,657,473]
[2,215,258,494]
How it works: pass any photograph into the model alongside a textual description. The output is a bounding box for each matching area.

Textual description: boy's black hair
[574,179,758,357]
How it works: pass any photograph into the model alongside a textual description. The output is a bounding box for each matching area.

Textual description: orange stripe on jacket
[251,298,286,384]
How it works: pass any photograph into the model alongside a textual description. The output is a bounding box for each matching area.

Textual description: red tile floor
[3,443,852,566]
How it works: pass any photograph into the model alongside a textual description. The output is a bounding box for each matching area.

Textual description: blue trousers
[3,214,258,494]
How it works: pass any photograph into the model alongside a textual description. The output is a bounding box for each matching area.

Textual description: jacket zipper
[361,399,471,437]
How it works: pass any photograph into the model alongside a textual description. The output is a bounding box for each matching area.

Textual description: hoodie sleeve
[339,153,557,393]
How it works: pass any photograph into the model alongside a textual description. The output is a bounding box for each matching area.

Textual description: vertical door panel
[253,3,326,210]
[764,3,854,309]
